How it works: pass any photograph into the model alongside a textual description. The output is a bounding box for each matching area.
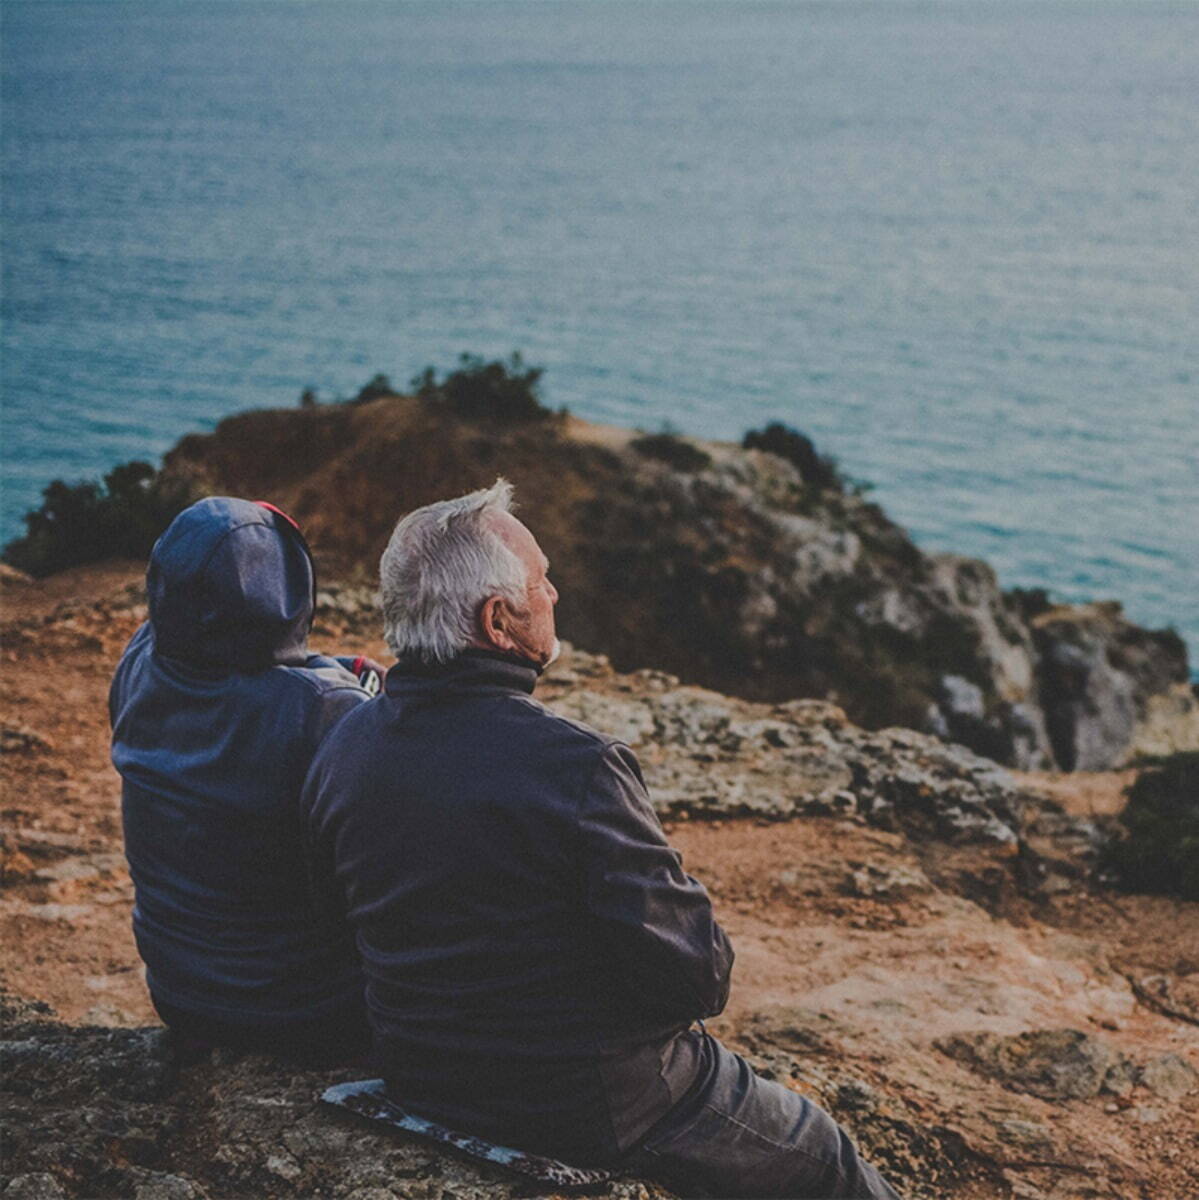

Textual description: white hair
[379,478,529,662]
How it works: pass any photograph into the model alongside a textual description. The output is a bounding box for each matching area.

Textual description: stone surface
[1033,603,1193,771]
[546,659,1056,846]
[2,575,1199,1199]
[846,862,934,899]
[1130,973,1199,1025]
[934,1029,1134,1101]
[0,991,1024,1200]
[1139,1053,1199,1101]
[995,1119,1055,1154]
[130,1172,209,1200]
[0,726,53,756]
[1126,683,1199,761]
[0,563,34,587]
[3,1175,67,1200]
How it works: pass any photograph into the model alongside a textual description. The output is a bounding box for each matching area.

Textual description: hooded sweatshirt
[110,497,370,1025]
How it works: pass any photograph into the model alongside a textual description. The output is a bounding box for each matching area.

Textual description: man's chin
[543,638,562,668]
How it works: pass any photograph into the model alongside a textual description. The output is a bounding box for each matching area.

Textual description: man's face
[490,512,559,668]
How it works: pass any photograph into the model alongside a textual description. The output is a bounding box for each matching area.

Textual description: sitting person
[110,497,377,1062]
[302,480,901,1198]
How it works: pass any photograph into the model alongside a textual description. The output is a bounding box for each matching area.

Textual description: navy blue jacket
[302,652,733,1163]
[110,497,370,1025]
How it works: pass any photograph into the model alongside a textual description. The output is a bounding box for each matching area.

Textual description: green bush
[3,461,196,578]
[742,422,844,492]
[353,373,398,404]
[1007,586,1054,620]
[1100,751,1199,901]
[412,353,552,423]
[630,433,713,473]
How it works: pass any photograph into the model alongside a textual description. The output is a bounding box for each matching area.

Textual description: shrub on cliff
[2,462,195,578]
[1007,586,1054,621]
[630,432,713,472]
[742,422,844,492]
[353,373,399,404]
[412,353,553,423]
[1100,752,1199,901]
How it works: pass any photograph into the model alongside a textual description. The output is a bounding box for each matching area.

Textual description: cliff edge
[2,571,1197,1199]
[153,390,1197,771]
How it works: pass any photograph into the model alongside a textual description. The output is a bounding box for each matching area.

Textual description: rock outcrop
[541,651,1040,846]
[158,393,1195,771]
[1031,602,1195,771]
[935,1029,1137,1102]
[3,575,1198,1200]
[0,994,993,1200]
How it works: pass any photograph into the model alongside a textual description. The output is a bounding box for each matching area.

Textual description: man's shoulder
[274,658,368,700]
[111,620,154,677]
[504,692,621,755]
[246,663,370,740]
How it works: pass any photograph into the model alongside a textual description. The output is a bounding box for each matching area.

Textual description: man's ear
[479,595,514,651]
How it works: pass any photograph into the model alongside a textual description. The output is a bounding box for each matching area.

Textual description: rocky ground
[2,566,1197,1199]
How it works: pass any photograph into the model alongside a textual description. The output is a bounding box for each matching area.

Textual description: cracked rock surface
[2,570,1197,1199]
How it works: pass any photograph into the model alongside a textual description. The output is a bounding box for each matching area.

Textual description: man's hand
[341,656,390,696]
[352,656,389,677]
[355,657,388,696]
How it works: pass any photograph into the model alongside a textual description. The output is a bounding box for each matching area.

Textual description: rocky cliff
[156,391,1195,771]
[2,568,1197,1200]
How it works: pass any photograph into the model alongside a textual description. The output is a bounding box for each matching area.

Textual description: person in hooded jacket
[110,497,377,1061]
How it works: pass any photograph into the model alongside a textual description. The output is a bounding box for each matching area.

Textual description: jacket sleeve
[311,681,371,744]
[306,653,366,684]
[300,686,372,926]
[578,741,733,1022]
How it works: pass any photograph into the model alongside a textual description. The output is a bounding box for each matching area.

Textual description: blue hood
[148,497,315,670]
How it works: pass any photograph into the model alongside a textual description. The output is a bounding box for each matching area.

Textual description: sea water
[3,1,1196,661]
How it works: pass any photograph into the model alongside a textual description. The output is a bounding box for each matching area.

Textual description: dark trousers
[152,993,372,1067]
[620,1033,902,1200]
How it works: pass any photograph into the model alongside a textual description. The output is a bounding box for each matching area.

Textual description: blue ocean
[3,1,1196,660]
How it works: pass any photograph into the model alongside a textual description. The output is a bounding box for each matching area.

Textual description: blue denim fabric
[621,1033,902,1199]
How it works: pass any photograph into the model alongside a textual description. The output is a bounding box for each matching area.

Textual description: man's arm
[578,741,733,1023]
[300,685,373,926]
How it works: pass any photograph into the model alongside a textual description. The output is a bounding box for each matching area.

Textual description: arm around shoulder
[311,679,372,745]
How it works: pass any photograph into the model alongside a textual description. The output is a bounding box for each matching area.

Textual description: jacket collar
[384,649,538,699]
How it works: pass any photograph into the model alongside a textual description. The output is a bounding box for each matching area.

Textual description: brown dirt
[1010,770,1139,819]
[2,564,1197,1199]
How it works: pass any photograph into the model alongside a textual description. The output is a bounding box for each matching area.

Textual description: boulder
[2,996,989,1200]
[0,998,671,1200]
[934,1030,1134,1101]
[547,659,1062,845]
[1033,603,1192,770]
[1138,1053,1199,1101]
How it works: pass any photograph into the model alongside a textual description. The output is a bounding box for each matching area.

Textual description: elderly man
[302,480,900,1199]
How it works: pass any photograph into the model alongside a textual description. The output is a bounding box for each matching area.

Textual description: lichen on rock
[546,651,1055,845]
